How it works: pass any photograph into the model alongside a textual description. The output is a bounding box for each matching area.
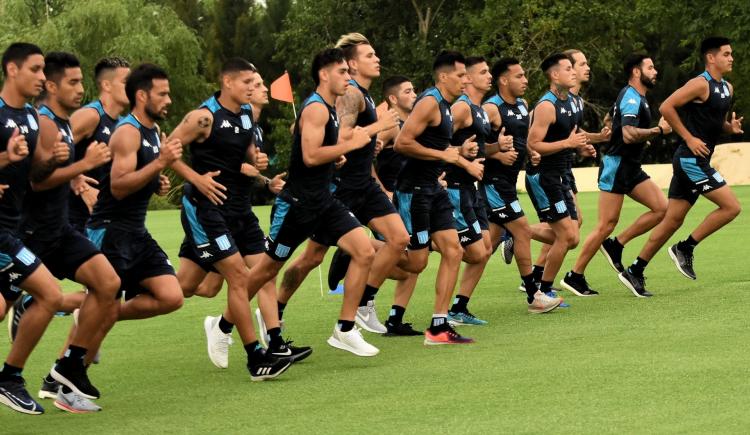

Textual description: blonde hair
[335,33,371,60]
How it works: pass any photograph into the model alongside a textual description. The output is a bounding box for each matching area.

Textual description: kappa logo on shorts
[15,248,36,267]
[554,201,567,214]
[417,231,429,245]
[200,251,212,259]
[460,235,471,243]
[215,235,231,251]
[275,244,291,259]
[702,184,711,191]
[8,272,21,282]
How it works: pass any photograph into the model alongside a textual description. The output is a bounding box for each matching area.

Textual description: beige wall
[516,142,750,193]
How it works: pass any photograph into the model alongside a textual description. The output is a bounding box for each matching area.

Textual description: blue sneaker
[546,291,570,308]
[448,311,488,326]
[0,376,45,415]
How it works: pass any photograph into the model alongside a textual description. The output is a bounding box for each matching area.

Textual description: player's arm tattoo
[198,116,211,129]
[336,89,362,129]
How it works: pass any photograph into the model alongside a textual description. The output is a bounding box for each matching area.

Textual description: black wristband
[657,125,664,136]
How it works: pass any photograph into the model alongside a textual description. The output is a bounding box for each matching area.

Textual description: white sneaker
[527,291,561,314]
[355,300,387,334]
[204,316,233,369]
[327,326,379,357]
[255,308,269,348]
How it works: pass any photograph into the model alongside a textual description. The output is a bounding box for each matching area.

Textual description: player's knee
[388,230,410,252]
[726,201,741,219]
[443,242,464,262]
[564,231,579,250]
[665,213,685,229]
[351,244,376,266]
[601,218,619,235]
[38,290,64,314]
[160,290,184,314]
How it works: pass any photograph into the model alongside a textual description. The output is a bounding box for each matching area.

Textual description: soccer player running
[525,53,595,301]
[561,54,670,296]
[13,52,119,414]
[443,56,494,325]
[171,59,308,372]
[394,50,483,344]
[0,42,65,416]
[84,65,186,373]
[619,37,742,296]
[270,33,404,335]
[69,57,131,233]
[233,48,377,357]
[482,58,561,313]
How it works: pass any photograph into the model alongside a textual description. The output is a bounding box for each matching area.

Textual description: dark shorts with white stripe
[668,154,727,205]
[86,225,174,300]
[393,184,456,250]
[0,230,42,302]
[22,224,100,281]
[598,155,650,195]
[179,194,265,272]
[525,170,575,223]
[265,191,361,262]
[447,184,487,247]
[481,180,525,225]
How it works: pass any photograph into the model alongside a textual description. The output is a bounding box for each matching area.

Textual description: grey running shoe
[54,389,101,413]
[355,300,387,334]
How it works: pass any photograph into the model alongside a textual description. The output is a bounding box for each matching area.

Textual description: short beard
[640,75,656,89]
[145,105,165,121]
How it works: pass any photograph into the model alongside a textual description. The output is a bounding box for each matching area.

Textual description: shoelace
[216,334,233,353]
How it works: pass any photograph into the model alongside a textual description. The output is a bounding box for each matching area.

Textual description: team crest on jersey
[721,84,730,98]
[142,139,159,153]
[331,114,339,128]
[518,104,528,116]
[27,113,38,131]
[571,103,578,113]
[446,108,453,122]
[240,114,252,130]
[365,95,375,110]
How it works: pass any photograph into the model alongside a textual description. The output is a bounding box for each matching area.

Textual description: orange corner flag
[270,71,294,103]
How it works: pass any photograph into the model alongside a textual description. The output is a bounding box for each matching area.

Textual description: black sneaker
[599,237,625,273]
[384,321,423,336]
[618,269,653,298]
[247,353,292,381]
[327,248,351,291]
[38,375,60,400]
[501,234,514,264]
[50,361,100,400]
[668,244,696,280]
[0,376,45,415]
[560,272,599,296]
[268,340,313,363]
[8,294,33,343]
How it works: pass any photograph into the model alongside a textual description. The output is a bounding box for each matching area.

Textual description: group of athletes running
[0,33,742,415]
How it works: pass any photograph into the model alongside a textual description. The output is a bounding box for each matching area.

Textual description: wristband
[657,126,664,136]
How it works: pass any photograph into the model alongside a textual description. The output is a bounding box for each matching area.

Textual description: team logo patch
[554,201,567,214]
[518,104,528,116]
[510,200,522,213]
[713,172,725,183]
[275,244,291,259]
[472,221,481,234]
[15,247,37,266]
[417,231,429,245]
[240,114,252,130]
[27,114,38,131]
[215,235,232,251]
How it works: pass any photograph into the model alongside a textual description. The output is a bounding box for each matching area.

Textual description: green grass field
[3,186,750,434]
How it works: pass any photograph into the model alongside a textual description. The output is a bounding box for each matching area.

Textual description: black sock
[387,305,406,325]
[568,271,583,281]
[532,265,544,282]
[359,285,379,307]
[450,295,470,314]
[337,320,355,332]
[612,237,624,249]
[678,235,699,251]
[430,315,448,332]
[539,280,553,293]
[218,315,234,334]
[267,327,283,348]
[0,362,22,378]
[277,301,286,320]
[629,257,649,276]
[522,273,537,303]
[244,341,262,361]
[63,345,87,364]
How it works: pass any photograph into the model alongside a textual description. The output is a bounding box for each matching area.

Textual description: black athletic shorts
[311,180,396,245]
[266,192,361,261]
[22,225,100,281]
[393,184,456,250]
[482,181,525,225]
[598,155,651,195]
[447,185,486,247]
[0,230,42,302]
[68,195,90,234]
[179,195,265,272]
[525,170,575,223]
[668,155,727,205]
[86,226,175,299]
[564,167,578,194]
